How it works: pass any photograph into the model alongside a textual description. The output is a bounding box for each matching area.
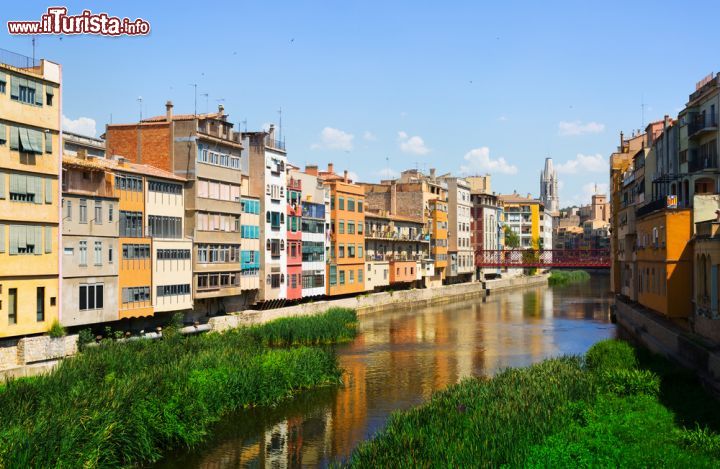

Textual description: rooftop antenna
[386,156,390,179]
[32,37,36,64]
[241,119,247,132]
[137,96,143,120]
[277,107,283,142]
[189,84,197,115]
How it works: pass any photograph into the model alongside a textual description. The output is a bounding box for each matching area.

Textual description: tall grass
[0,308,357,468]
[247,307,358,346]
[344,340,720,467]
[548,269,591,286]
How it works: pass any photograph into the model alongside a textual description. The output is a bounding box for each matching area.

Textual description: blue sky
[2,1,719,207]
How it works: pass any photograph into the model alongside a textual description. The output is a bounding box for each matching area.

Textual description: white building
[440,176,474,283]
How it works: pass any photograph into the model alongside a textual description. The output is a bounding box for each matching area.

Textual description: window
[348,198,355,212]
[339,244,345,258]
[109,204,113,222]
[358,269,363,283]
[94,201,102,224]
[339,270,346,285]
[17,84,37,105]
[157,248,192,260]
[122,243,150,259]
[119,211,143,237]
[302,241,325,262]
[156,284,191,297]
[8,288,17,325]
[348,245,355,258]
[358,222,363,234]
[0,81,5,94]
[148,180,182,195]
[94,241,102,266]
[148,216,182,239]
[348,222,355,235]
[36,287,45,322]
[358,245,363,258]
[329,265,337,286]
[122,286,150,305]
[270,239,281,257]
[349,270,354,284]
[339,197,345,210]
[79,199,87,224]
[196,244,237,263]
[115,175,143,192]
[79,284,104,311]
[9,174,43,202]
[108,245,113,263]
[78,241,88,265]
[339,220,345,234]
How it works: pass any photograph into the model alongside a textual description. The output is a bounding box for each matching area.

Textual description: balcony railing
[635,198,666,218]
[366,253,427,262]
[265,135,286,151]
[688,112,719,138]
[688,149,718,172]
[365,230,429,241]
[0,48,41,74]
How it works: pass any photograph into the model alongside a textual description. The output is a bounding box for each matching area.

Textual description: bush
[585,339,637,372]
[598,368,660,396]
[678,426,720,459]
[77,328,94,351]
[548,270,591,286]
[47,320,66,338]
[0,308,356,467]
[247,307,358,346]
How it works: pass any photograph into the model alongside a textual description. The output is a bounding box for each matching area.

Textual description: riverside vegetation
[0,308,358,468]
[345,339,720,467]
[548,269,591,286]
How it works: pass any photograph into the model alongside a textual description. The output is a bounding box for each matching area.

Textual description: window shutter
[18,225,27,249]
[10,76,19,99]
[0,72,5,86]
[0,224,4,253]
[9,126,18,150]
[45,178,52,204]
[34,177,42,204]
[35,226,42,254]
[29,129,43,153]
[45,132,52,153]
[34,82,43,105]
[44,227,52,254]
[9,226,18,255]
[0,171,4,199]
[46,85,54,96]
[0,123,5,143]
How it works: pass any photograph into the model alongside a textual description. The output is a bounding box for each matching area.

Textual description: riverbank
[344,339,720,467]
[0,274,548,379]
[0,308,357,468]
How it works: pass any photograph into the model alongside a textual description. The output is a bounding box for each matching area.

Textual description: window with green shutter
[10,76,19,99]
[45,178,52,204]
[44,226,52,253]
[0,123,6,145]
[0,224,5,253]
[0,171,4,199]
[33,81,43,106]
[45,132,52,153]
[9,126,18,150]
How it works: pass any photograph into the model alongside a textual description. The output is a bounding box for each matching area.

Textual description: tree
[504,226,520,249]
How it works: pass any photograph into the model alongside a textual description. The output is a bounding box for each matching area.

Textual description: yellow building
[635,207,693,318]
[498,193,542,249]
[0,50,61,337]
[430,199,448,278]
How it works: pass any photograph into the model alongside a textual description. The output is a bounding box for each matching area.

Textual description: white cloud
[558,121,605,136]
[62,115,97,137]
[346,171,359,182]
[397,131,430,155]
[555,153,607,174]
[311,127,354,151]
[498,116,508,122]
[363,131,377,141]
[459,147,518,175]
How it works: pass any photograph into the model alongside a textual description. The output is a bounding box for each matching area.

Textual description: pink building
[286,175,303,300]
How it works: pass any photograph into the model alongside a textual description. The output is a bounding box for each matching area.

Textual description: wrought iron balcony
[688,112,719,139]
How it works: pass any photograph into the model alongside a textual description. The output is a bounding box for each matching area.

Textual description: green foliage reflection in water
[0,308,357,468]
[548,270,591,286]
[344,340,720,468]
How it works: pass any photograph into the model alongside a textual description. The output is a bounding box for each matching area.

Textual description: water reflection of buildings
[182,277,612,468]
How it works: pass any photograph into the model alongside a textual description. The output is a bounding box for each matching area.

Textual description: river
[157,273,615,468]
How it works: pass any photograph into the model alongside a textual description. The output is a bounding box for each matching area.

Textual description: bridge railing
[475,249,610,268]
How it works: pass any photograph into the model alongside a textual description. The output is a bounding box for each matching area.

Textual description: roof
[497,194,543,204]
[140,111,225,123]
[63,154,186,182]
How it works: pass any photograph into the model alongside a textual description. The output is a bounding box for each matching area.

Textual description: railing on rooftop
[0,48,41,73]
[265,135,286,151]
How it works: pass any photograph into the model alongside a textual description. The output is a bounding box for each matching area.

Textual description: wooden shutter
[0,224,4,253]
[45,178,52,204]
[9,126,18,150]
[45,132,52,153]
[10,76,19,99]
[0,171,4,199]
[34,81,43,105]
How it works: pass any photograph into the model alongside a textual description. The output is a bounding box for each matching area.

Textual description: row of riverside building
[0,49,554,340]
[610,71,720,343]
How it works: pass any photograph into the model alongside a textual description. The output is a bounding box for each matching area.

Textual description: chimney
[218,104,225,115]
[327,162,334,174]
[344,170,349,182]
[268,124,276,140]
[305,164,318,176]
[166,100,173,121]
[527,193,532,199]
[429,168,436,179]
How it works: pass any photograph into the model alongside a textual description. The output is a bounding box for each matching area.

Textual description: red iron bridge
[475,249,611,268]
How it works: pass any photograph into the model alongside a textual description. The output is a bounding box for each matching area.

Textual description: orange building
[635,207,693,318]
[430,198,449,278]
[318,164,366,296]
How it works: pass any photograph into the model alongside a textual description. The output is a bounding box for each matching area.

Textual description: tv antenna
[277,107,283,142]
[641,94,646,129]
[137,96,143,120]
[189,84,198,115]
[241,119,247,132]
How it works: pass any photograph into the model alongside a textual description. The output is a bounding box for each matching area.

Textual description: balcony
[688,112,719,139]
[265,135,286,152]
[366,252,427,262]
[287,177,302,191]
[688,149,718,172]
[635,198,666,218]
